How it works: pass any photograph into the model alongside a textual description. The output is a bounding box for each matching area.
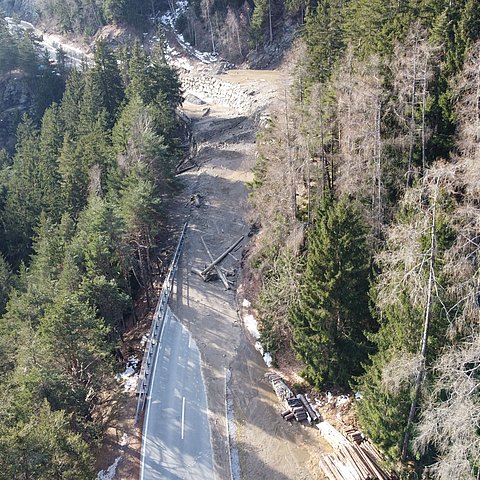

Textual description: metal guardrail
[135,222,188,424]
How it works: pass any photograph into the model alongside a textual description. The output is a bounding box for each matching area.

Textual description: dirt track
[167,70,327,479]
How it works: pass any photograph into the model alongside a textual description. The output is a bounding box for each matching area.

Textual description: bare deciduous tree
[408,41,480,477]
[373,163,457,461]
[392,22,438,183]
[335,51,385,236]
[414,333,480,480]
[381,351,419,393]
[257,249,302,352]
[201,0,216,53]
[454,40,480,198]
[250,108,303,255]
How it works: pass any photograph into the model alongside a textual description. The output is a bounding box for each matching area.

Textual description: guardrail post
[134,223,188,425]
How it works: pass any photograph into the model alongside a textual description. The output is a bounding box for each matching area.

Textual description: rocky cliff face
[0,74,35,152]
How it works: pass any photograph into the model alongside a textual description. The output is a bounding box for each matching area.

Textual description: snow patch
[5,16,91,66]
[242,299,251,308]
[244,314,260,340]
[96,456,121,480]
[157,0,218,64]
[263,352,273,368]
[245,315,272,367]
[116,356,139,393]
[335,395,350,408]
[159,0,188,29]
[119,433,128,447]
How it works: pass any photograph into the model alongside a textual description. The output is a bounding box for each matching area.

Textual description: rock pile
[179,69,258,115]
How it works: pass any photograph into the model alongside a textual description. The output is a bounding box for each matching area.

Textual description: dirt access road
[96,66,328,480]
[166,66,327,480]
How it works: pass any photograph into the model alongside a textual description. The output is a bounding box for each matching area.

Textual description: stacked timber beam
[344,425,365,444]
[265,373,320,424]
[318,422,397,480]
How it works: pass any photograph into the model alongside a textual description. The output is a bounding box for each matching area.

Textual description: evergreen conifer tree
[58,133,89,218]
[125,41,150,103]
[303,0,345,83]
[4,117,43,265]
[0,400,95,479]
[60,70,85,139]
[38,104,64,222]
[90,40,124,128]
[289,195,372,387]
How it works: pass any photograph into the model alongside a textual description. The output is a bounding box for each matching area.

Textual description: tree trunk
[146,232,154,291]
[137,244,151,308]
[407,38,418,187]
[268,0,273,43]
[401,183,437,462]
[421,72,427,173]
[374,98,382,236]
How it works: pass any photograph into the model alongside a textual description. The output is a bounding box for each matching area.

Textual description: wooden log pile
[265,373,320,424]
[318,422,397,480]
[298,393,320,423]
[266,372,294,402]
[344,425,365,444]
[317,421,349,449]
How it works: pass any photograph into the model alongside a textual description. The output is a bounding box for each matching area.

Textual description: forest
[0,18,183,476]
[250,0,480,478]
[0,0,172,33]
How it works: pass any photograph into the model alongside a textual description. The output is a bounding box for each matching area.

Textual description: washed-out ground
[96,66,331,480]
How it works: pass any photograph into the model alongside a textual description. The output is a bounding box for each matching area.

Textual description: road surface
[140,306,214,480]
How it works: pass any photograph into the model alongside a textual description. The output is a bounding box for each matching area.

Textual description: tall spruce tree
[3,117,43,265]
[303,0,346,83]
[38,104,64,222]
[90,40,124,128]
[60,70,85,139]
[289,195,372,387]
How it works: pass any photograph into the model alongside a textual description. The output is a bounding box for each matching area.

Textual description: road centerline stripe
[181,396,186,440]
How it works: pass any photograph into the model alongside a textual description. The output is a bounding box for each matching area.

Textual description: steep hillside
[0,18,66,152]
[248,1,480,479]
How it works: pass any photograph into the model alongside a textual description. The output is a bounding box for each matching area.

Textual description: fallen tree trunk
[201,236,230,290]
[191,267,207,279]
[176,163,198,175]
[201,236,244,276]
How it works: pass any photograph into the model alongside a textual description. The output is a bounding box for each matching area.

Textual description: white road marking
[181,396,186,440]
[140,310,170,480]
